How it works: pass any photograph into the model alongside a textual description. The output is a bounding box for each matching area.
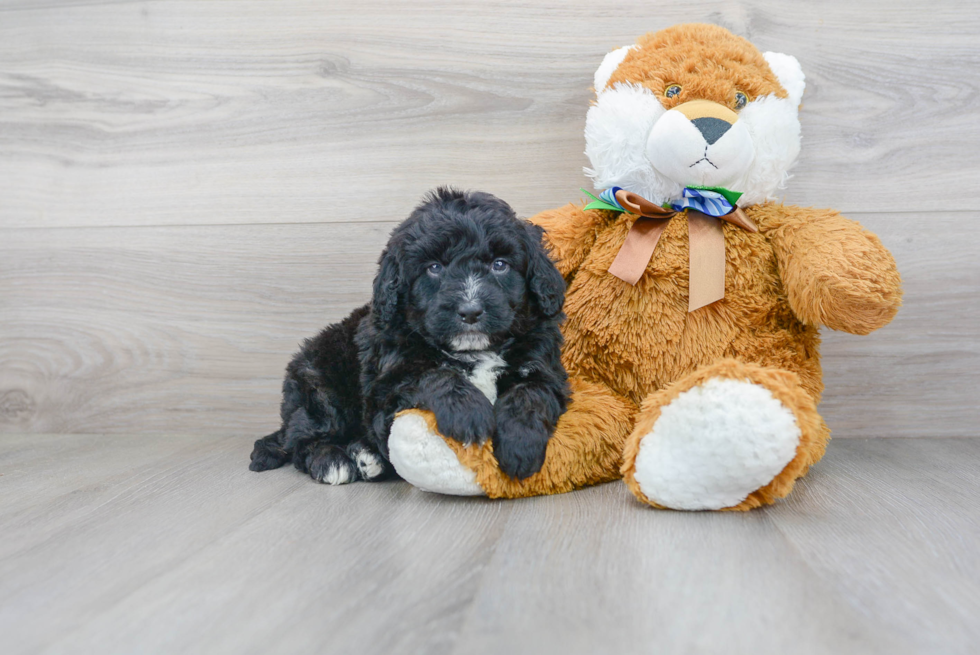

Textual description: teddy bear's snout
[645,97,753,189]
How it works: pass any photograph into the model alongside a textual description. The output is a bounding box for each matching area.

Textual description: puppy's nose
[458,302,484,324]
[691,117,731,145]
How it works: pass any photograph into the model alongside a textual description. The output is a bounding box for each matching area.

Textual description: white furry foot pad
[306,444,357,485]
[350,444,386,481]
[633,377,801,510]
[388,413,485,496]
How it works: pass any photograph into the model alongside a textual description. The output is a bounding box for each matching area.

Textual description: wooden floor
[1,435,977,655]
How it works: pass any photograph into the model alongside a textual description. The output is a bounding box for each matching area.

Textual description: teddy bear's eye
[734,91,749,110]
[664,84,682,99]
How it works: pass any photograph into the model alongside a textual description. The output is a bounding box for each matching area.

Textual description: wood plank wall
[1,0,978,437]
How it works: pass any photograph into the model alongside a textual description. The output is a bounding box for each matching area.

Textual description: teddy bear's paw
[632,377,801,510]
[388,411,486,496]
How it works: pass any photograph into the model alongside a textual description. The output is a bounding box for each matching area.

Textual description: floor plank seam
[0,208,966,233]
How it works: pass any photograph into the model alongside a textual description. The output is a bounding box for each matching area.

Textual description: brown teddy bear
[387,23,903,510]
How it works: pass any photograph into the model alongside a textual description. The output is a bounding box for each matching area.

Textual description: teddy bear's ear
[593,45,637,94]
[763,52,805,106]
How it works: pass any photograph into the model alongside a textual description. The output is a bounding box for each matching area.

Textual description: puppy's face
[410,219,528,352]
[372,189,564,351]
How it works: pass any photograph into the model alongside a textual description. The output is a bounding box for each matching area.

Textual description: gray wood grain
[773,438,980,655]
[0,433,514,655]
[1,7,978,430]
[1,434,978,654]
[0,0,978,229]
[452,483,902,655]
[0,221,390,435]
[819,213,980,437]
[0,432,204,527]
[1,212,976,438]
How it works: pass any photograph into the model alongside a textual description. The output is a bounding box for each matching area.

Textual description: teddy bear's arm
[529,204,607,279]
[762,206,903,335]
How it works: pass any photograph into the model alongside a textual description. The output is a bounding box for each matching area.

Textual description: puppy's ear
[372,247,401,325]
[523,222,565,318]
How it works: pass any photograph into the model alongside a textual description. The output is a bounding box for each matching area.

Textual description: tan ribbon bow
[606,189,758,312]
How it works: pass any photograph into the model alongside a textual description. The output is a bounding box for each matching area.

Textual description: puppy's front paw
[493,414,550,480]
[433,398,495,445]
[348,441,390,481]
[306,444,358,485]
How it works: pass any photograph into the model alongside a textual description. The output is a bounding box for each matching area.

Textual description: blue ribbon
[670,188,733,217]
[598,186,628,212]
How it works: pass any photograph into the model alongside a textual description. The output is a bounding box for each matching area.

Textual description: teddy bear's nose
[691,116,732,145]
[673,100,739,146]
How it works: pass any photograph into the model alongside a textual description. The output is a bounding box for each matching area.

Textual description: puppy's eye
[734,91,749,110]
[426,262,443,276]
[664,84,682,99]
[491,259,509,273]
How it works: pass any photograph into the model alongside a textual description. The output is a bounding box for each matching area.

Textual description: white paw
[354,449,384,481]
[320,464,353,486]
[633,377,800,510]
[388,413,485,496]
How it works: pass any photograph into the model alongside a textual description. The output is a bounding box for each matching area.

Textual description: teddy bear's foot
[388,379,636,498]
[622,360,829,511]
[388,410,485,496]
[629,377,798,509]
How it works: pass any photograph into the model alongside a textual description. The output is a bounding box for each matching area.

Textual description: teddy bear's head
[585,23,805,207]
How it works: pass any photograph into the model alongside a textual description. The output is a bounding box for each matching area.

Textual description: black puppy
[249,188,569,484]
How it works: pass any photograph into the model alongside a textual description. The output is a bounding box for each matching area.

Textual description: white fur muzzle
[451,333,490,351]
[645,110,755,190]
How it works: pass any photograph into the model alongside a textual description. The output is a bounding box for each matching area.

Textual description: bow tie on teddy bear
[583,186,758,311]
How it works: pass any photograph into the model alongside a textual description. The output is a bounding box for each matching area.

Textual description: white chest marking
[461,352,507,404]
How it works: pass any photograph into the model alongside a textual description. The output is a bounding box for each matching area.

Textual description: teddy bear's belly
[561,269,728,404]
[560,220,819,405]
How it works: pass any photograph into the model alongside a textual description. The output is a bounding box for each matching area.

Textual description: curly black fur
[250,188,569,484]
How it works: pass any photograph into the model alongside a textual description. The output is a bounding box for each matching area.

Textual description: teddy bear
[385,23,903,510]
